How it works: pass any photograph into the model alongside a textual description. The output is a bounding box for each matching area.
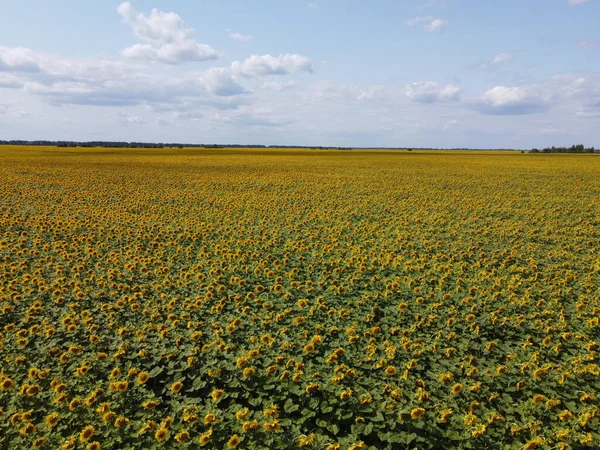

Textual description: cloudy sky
[1,0,599,148]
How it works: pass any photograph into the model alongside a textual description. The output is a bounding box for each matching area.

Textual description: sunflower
[155,427,168,441]
[226,434,241,448]
[171,381,183,394]
[45,412,59,428]
[410,408,426,420]
[385,366,397,376]
[1,378,14,390]
[242,420,259,432]
[86,443,101,450]
[211,389,224,401]
[451,383,463,395]
[263,420,281,432]
[114,416,129,428]
[137,371,150,384]
[174,430,190,443]
[303,343,315,353]
[199,429,213,445]
[204,413,217,424]
[32,437,46,449]
[439,409,453,423]
[79,425,95,442]
[471,424,486,439]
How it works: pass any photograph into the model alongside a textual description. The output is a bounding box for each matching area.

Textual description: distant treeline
[530,144,597,153]
[0,140,521,151]
[0,140,358,150]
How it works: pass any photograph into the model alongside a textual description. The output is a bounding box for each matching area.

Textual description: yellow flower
[204,413,217,424]
[135,394,156,406]
[211,388,225,401]
[439,373,453,384]
[522,437,544,450]
[86,442,101,450]
[451,383,463,395]
[532,394,545,405]
[69,397,82,411]
[199,429,213,445]
[471,424,486,438]
[1,378,14,390]
[171,381,183,394]
[340,388,353,400]
[556,428,570,440]
[305,383,320,394]
[385,366,397,376]
[137,371,150,384]
[79,426,95,442]
[174,430,190,443]
[32,437,46,449]
[242,420,259,432]
[410,408,425,420]
[236,408,250,421]
[155,427,168,441]
[263,420,281,432]
[558,410,573,421]
[227,434,241,448]
[439,409,453,423]
[45,412,59,428]
[114,416,129,428]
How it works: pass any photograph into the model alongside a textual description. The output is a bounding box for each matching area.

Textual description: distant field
[1,146,599,449]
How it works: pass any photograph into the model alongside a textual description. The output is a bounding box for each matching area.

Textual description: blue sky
[1,0,599,148]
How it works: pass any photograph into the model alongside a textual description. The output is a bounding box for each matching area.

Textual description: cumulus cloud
[228,30,253,42]
[231,54,313,77]
[406,16,448,32]
[117,2,219,64]
[471,85,552,115]
[200,68,247,96]
[406,81,460,103]
[0,46,42,72]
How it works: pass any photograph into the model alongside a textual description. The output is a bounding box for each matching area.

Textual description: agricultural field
[1,146,599,450]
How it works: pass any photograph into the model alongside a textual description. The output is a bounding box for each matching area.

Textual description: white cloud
[0,73,24,88]
[0,46,42,72]
[491,53,513,65]
[407,16,448,32]
[200,68,246,96]
[228,30,253,42]
[232,54,313,77]
[117,2,219,64]
[568,0,591,5]
[406,81,460,103]
[428,19,448,32]
[471,85,552,115]
[0,103,8,114]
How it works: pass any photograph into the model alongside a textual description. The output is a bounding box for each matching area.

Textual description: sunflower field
[0,146,599,450]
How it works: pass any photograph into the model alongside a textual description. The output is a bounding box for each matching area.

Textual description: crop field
[0,146,599,450]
